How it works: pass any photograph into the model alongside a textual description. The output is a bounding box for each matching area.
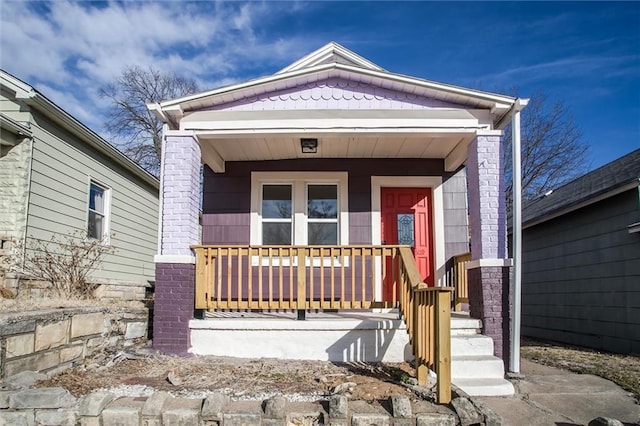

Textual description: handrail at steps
[398,247,453,404]
[452,252,471,311]
[191,244,452,404]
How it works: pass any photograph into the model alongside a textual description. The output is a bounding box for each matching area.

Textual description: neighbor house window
[87,181,109,240]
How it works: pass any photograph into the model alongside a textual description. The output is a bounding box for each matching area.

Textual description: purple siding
[202,158,450,245]
[207,77,469,112]
[154,263,195,354]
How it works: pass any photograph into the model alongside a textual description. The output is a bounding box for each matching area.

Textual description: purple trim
[153,263,195,355]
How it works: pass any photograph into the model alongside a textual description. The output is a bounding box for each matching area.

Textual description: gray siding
[442,167,469,259]
[23,109,158,284]
[521,188,640,354]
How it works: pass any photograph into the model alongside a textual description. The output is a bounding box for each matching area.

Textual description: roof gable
[276,42,385,74]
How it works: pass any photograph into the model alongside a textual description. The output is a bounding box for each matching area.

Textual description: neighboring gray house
[0,70,159,299]
[521,148,640,354]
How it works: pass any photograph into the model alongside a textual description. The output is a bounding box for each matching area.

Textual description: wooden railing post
[435,289,452,404]
[194,247,208,309]
[296,247,306,320]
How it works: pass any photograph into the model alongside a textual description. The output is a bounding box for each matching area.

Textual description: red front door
[381,187,434,301]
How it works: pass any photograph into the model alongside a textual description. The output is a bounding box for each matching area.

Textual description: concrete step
[451,355,506,379]
[450,317,482,336]
[451,334,494,357]
[452,378,515,397]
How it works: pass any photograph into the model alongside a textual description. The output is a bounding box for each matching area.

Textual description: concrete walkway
[476,359,639,426]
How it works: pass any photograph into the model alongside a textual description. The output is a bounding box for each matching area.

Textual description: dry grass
[521,337,640,398]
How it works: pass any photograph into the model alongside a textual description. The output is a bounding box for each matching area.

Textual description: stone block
[351,413,390,426]
[415,413,457,426]
[80,416,101,426]
[125,321,148,339]
[201,393,229,421]
[141,391,172,417]
[2,371,49,390]
[34,409,77,425]
[0,319,36,335]
[390,394,412,418]
[6,333,34,358]
[162,397,203,426]
[287,411,323,426]
[71,313,105,338]
[0,411,35,426]
[102,405,141,426]
[60,344,84,363]
[35,320,69,351]
[223,412,262,426]
[263,396,287,419]
[79,391,115,416]
[328,394,348,419]
[450,397,482,426]
[0,390,15,408]
[9,387,76,409]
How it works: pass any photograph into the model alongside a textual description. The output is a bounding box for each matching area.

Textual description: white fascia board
[158,63,516,118]
[277,41,385,74]
[0,113,32,137]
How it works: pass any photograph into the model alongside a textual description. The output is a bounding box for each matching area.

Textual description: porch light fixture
[300,138,318,153]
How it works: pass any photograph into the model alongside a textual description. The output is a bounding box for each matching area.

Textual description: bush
[8,231,115,299]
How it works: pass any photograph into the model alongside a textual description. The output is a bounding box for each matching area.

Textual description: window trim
[251,172,349,246]
[86,179,111,243]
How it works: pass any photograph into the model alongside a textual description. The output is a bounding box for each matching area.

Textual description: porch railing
[452,252,471,312]
[191,244,452,403]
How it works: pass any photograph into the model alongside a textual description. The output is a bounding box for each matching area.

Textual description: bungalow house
[0,70,159,300]
[521,148,640,354]
[149,43,526,400]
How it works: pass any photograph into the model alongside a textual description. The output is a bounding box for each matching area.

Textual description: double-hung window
[252,172,348,247]
[87,180,110,240]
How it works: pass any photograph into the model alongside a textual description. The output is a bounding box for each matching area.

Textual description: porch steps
[450,315,515,397]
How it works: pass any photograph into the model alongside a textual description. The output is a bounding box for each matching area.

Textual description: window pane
[88,211,104,239]
[308,185,337,219]
[308,223,337,245]
[263,222,292,245]
[262,185,292,219]
[89,183,105,213]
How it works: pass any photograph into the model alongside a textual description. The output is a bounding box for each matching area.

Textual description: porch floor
[203,309,473,321]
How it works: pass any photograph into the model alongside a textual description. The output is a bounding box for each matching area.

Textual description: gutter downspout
[509,98,527,374]
[156,122,168,257]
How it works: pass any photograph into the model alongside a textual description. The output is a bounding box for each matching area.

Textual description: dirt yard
[38,349,417,402]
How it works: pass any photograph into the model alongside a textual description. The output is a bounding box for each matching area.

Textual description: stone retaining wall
[0,388,498,425]
[0,307,149,379]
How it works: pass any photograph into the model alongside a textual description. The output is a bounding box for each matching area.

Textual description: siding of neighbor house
[521,188,640,354]
[202,158,457,246]
[20,107,158,285]
[0,83,158,283]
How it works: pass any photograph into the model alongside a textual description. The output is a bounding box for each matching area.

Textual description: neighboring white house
[0,70,159,299]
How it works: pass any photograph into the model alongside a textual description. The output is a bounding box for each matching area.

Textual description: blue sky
[1,1,638,169]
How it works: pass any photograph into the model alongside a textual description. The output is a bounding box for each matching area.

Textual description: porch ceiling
[183,108,482,173]
[198,132,473,173]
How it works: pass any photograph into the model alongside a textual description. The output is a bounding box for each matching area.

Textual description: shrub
[8,231,115,299]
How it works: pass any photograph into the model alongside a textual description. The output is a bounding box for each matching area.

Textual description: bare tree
[100,66,198,176]
[503,91,590,208]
